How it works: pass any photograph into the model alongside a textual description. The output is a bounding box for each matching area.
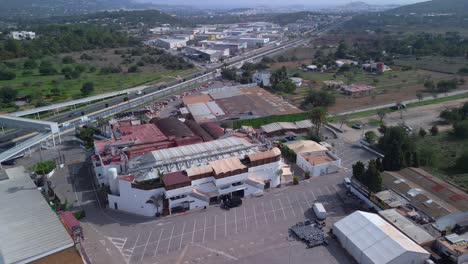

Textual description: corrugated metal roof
[378,209,434,245]
[334,211,429,264]
[207,87,243,100]
[210,157,246,175]
[0,166,74,264]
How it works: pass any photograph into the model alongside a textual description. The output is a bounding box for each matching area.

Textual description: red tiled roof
[201,122,224,139]
[162,171,191,187]
[119,175,135,182]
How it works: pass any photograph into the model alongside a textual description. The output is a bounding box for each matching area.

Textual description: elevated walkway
[0,132,51,163]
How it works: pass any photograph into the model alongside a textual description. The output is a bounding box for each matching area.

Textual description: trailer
[59,211,84,244]
[313,203,327,220]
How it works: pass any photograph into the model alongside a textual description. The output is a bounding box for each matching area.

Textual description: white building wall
[296,152,341,177]
[108,180,165,217]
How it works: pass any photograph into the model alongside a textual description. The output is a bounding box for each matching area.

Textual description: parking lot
[80,172,354,264]
[331,140,378,173]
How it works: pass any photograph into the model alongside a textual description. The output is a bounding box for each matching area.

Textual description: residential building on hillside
[8,31,36,40]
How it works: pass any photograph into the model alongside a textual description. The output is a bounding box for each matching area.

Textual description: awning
[194,182,219,198]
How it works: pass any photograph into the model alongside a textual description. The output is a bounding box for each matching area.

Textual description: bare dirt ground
[338,97,468,143]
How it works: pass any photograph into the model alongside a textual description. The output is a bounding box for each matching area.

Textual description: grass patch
[395,56,468,74]
[415,132,468,190]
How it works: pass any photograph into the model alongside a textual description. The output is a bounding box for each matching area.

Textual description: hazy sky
[136,0,428,8]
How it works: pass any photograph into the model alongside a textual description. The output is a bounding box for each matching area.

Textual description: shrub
[33,160,56,175]
[62,56,75,64]
[0,69,16,80]
[304,171,311,179]
[430,125,439,136]
[73,210,86,220]
[293,176,299,185]
[418,128,427,138]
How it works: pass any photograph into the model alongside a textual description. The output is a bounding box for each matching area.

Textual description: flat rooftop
[301,152,337,166]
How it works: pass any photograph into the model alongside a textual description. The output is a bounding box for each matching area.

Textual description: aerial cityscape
[0,0,467,264]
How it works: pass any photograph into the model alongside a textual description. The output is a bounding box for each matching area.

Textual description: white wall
[108,180,165,217]
[296,151,341,177]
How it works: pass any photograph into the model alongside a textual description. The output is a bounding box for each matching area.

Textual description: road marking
[296,193,305,212]
[309,190,316,201]
[316,188,323,202]
[278,198,287,220]
[253,204,259,226]
[270,200,277,222]
[153,229,164,257]
[202,215,207,243]
[140,230,152,262]
[326,186,337,202]
[127,233,140,263]
[234,207,238,234]
[263,202,269,224]
[191,220,196,243]
[193,243,238,261]
[179,222,186,250]
[244,206,248,230]
[166,225,175,254]
[286,195,296,217]
[214,215,217,241]
[302,192,312,208]
[224,212,227,237]
[107,237,127,252]
[175,245,189,264]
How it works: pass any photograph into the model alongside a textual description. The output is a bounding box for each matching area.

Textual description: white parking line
[302,192,312,208]
[278,198,287,220]
[296,193,305,212]
[203,215,207,243]
[286,195,296,217]
[253,204,259,226]
[140,230,152,262]
[309,190,316,201]
[127,233,140,263]
[191,220,196,243]
[263,202,269,224]
[270,200,277,222]
[234,207,238,234]
[244,206,248,230]
[224,212,227,237]
[326,186,337,202]
[153,229,163,257]
[179,222,186,250]
[214,215,217,241]
[166,225,175,254]
[316,188,323,201]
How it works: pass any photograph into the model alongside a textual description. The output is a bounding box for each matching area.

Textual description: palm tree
[95,117,107,135]
[146,194,163,217]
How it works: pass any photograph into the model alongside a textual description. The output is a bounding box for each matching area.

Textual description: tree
[365,160,382,192]
[418,145,436,166]
[424,80,435,92]
[221,67,237,81]
[301,90,335,110]
[80,82,94,96]
[454,151,468,173]
[364,131,378,145]
[270,66,288,87]
[416,93,423,102]
[418,128,427,137]
[376,158,384,172]
[274,79,296,93]
[352,161,366,183]
[453,120,468,139]
[377,109,387,123]
[0,69,16,80]
[4,39,21,56]
[430,125,439,136]
[23,59,37,69]
[146,194,163,217]
[339,115,348,129]
[379,126,416,171]
[128,65,139,73]
[39,61,57,75]
[335,40,347,58]
[0,86,18,103]
[440,108,463,125]
[308,107,327,136]
[62,56,75,64]
[51,87,61,96]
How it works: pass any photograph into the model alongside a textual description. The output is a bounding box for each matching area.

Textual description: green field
[0,59,196,113]
[415,132,468,190]
[395,56,468,74]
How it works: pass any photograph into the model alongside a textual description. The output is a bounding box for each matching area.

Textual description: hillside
[388,0,468,15]
[0,0,156,20]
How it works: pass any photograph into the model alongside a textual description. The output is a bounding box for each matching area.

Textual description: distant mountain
[387,0,468,15]
[0,0,157,20]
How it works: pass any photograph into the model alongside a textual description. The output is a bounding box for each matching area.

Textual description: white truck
[313,202,327,220]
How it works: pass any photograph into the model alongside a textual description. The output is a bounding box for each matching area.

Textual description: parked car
[221,196,243,210]
[401,125,413,133]
[352,123,363,129]
[313,202,327,220]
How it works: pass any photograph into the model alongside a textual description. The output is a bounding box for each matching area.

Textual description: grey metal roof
[0,166,74,264]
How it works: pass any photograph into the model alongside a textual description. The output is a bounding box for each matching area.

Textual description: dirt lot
[338,97,468,143]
